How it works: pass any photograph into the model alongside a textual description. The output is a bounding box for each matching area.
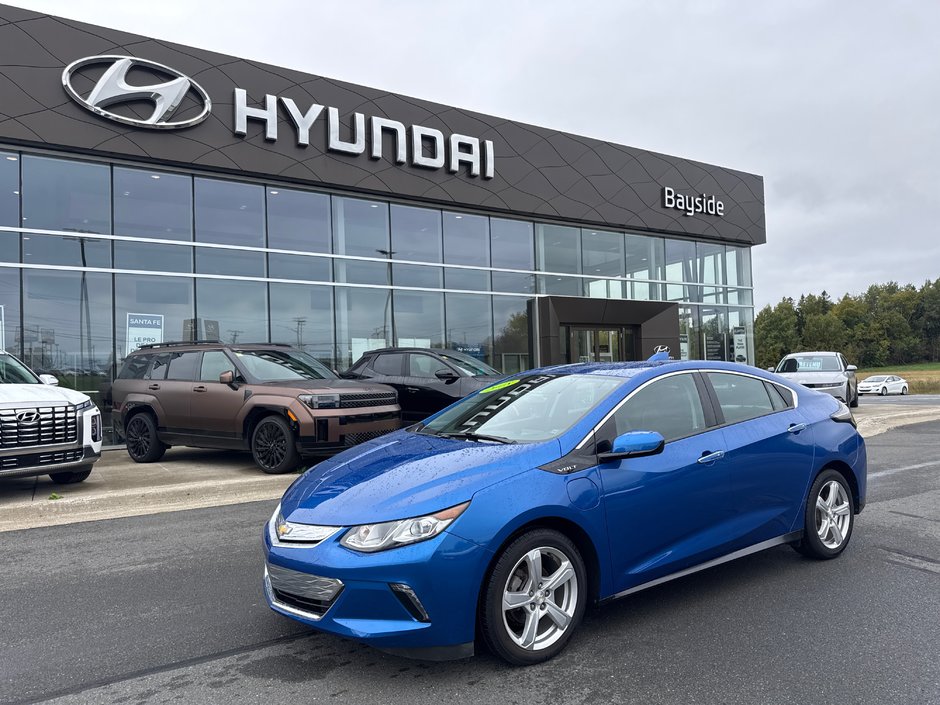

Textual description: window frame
[407,352,454,379]
[699,369,798,429]
[370,352,405,376]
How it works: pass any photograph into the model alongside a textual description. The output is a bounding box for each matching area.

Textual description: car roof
[524,359,767,379]
[130,341,297,353]
[782,351,840,357]
[360,347,475,356]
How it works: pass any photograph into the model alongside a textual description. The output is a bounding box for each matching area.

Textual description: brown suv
[112,342,400,473]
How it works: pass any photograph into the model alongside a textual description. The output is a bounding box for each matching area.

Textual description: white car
[0,351,103,483]
[771,351,858,407]
[858,375,908,396]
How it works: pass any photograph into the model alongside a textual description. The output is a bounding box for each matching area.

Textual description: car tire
[49,466,93,484]
[849,384,859,407]
[124,412,167,463]
[901,386,908,395]
[792,468,854,560]
[480,528,587,666]
[251,415,300,474]
[879,386,887,396]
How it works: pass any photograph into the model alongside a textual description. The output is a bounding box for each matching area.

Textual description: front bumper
[262,517,486,658]
[0,444,101,479]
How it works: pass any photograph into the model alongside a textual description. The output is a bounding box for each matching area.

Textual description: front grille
[0,405,78,448]
[344,430,391,446]
[0,448,84,470]
[339,392,397,409]
[267,563,343,617]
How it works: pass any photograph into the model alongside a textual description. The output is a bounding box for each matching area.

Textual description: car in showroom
[0,350,102,484]
[772,351,859,407]
[858,374,908,396]
[262,358,866,664]
[112,342,400,473]
[342,348,502,424]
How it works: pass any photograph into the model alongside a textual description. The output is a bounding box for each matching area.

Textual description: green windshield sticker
[480,379,520,394]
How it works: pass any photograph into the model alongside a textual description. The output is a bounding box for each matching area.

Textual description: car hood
[0,384,91,406]
[776,371,846,385]
[280,430,560,526]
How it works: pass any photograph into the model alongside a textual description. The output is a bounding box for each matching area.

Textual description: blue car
[262,359,866,665]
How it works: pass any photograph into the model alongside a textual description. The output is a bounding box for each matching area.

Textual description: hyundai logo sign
[16,410,40,423]
[61,55,211,130]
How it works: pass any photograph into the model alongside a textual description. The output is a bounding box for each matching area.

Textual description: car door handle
[193,385,207,393]
[406,387,420,393]
[788,423,807,434]
[148,383,160,390]
[697,450,725,464]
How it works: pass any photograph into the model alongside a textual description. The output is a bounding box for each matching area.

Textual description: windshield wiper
[439,431,515,444]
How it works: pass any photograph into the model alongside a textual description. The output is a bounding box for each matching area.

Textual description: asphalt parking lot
[1,408,939,704]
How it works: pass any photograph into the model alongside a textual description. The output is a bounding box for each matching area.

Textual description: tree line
[754,279,940,369]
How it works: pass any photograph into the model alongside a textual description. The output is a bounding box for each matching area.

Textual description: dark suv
[112,342,400,473]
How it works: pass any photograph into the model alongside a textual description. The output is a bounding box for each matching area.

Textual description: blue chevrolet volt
[262,359,866,665]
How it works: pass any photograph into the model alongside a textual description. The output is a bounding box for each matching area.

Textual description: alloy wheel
[255,422,287,470]
[815,480,851,549]
[126,417,151,458]
[501,546,578,651]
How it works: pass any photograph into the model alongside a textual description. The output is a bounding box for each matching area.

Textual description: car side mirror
[766,367,775,372]
[598,431,665,462]
[219,370,239,389]
[435,369,459,382]
[39,374,59,386]
[846,365,857,372]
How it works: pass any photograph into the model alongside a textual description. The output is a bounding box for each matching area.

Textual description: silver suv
[0,351,103,483]
[772,351,858,408]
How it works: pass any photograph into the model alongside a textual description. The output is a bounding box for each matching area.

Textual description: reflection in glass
[268,253,331,282]
[493,296,529,374]
[194,178,264,246]
[115,275,193,364]
[728,306,755,365]
[22,156,110,234]
[0,267,21,353]
[267,188,330,252]
[582,229,623,300]
[443,212,489,266]
[697,242,725,285]
[196,279,268,344]
[115,242,192,273]
[391,205,441,263]
[625,233,663,300]
[269,283,334,364]
[538,274,581,296]
[0,151,18,227]
[726,246,752,287]
[700,307,728,361]
[664,238,697,283]
[393,264,442,289]
[23,234,110,267]
[536,224,580,275]
[445,268,489,291]
[445,293,492,366]
[195,248,264,277]
[335,287,391,369]
[22,269,113,414]
[114,167,192,240]
[333,197,389,258]
[0,230,17,263]
[491,272,535,294]
[334,259,389,285]
[393,290,444,348]
[490,218,533,270]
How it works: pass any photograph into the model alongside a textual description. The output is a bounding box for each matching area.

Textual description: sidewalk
[2,403,940,533]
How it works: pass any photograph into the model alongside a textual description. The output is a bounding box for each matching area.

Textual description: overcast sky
[13,0,939,308]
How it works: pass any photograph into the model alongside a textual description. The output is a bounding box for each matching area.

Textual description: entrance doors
[565,326,637,363]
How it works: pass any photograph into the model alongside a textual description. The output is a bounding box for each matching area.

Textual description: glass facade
[0,148,755,442]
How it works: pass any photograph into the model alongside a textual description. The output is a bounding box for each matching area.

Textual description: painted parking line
[869,460,940,479]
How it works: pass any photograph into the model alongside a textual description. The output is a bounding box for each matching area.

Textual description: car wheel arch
[243,405,294,441]
[816,460,861,515]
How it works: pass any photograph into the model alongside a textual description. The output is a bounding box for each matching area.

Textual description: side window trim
[701,371,794,429]
[694,371,723,428]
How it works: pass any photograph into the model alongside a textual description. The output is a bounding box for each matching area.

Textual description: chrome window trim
[703,369,799,410]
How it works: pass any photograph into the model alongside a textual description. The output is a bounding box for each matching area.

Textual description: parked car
[858,375,908,396]
[342,348,502,424]
[263,359,866,664]
[0,350,102,484]
[772,351,858,407]
[112,342,400,474]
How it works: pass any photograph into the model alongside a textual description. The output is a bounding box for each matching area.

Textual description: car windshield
[864,376,887,383]
[777,355,842,373]
[0,353,40,384]
[233,349,336,382]
[439,352,499,377]
[417,373,623,443]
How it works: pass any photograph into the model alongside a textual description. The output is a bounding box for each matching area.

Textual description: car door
[404,353,462,422]
[703,371,816,549]
[597,372,732,593]
[188,350,247,446]
[155,351,201,439]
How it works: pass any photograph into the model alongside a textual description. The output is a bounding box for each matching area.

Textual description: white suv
[0,351,103,484]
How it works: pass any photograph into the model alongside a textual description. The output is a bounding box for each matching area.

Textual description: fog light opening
[390,583,430,623]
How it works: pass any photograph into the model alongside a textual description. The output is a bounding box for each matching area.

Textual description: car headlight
[340,502,470,553]
[75,399,96,412]
[298,393,340,409]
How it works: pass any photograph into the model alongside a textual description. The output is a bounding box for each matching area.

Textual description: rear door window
[164,351,200,381]
[706,372,775,424]
[372,353,404,376]
[119,354,152,379]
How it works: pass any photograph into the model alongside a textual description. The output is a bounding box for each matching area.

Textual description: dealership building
[0,4,765,442]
